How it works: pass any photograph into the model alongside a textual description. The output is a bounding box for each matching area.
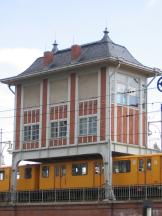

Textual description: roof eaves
[1,57,159,85]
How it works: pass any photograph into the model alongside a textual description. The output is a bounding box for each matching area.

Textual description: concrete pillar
[101,145,115,200]
[11,153,20,203]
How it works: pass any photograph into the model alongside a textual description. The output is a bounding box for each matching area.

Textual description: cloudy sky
[0,0,162,164]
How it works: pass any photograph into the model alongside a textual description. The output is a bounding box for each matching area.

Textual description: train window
[94,162,101,174]
[72,163,87,176]
[17,170,20,179]
[42,166,49,178]
[147,159,152,171]
[138,159,144,172]
[61,166,66,176]
[0,171,5,181]
[55,166,59,176]
[113,160,131,173]
[24,167,32,179]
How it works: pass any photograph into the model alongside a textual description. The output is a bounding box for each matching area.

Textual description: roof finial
[52,40,58,54]
[103,27,109,35]
[101,27,111,42]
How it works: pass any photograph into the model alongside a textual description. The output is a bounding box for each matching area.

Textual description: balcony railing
[1,185,162,203]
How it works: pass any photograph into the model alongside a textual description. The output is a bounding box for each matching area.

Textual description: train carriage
[113,154,162,186]
[0,167,11,192]
[39,159,104,190]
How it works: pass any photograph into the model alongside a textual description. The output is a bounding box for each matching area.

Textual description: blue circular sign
[157,77,162,92]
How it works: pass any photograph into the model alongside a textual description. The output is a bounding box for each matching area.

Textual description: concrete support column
[11,153,20,203]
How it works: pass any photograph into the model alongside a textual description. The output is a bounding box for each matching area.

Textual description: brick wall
[1,201,162,216]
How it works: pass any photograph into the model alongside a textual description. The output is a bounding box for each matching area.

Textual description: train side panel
[0,167,11,192]
[145,155,160,185]
[112,157,138,186]
[17,165,40,191]
[39,159,104,189]
[39,164,54,190]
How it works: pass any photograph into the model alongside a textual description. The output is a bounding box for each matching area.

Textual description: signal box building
[1,28,159,192]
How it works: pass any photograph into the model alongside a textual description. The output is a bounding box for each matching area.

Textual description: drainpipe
[8,84,15,95]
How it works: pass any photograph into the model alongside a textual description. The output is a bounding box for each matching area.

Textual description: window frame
[42,166,50,178]
[79,115,97,136]
[51,120,67,139]
[117,73,139,107]
[24,167,32,179]
[72,163,88,176]
[113,160,131,173]
[24,123,39,142]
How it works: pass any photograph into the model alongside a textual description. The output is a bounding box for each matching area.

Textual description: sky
[0,0,162,165]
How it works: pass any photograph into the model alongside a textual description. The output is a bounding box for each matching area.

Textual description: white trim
[46,80,50,147]
[19,86,24,150]
[39,81,43,148]
[67,75,71,145]
[13,88,16,151]
[106,67,109,141]
[75,73,79,145]
[97,69,101,142]
[114,70,117,142]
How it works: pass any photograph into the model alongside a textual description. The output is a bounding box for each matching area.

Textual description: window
[24,125,31,141]
[128,77,139,107]
[51,120,67,138]
[0,171,5,181]
[24,167,32,179]
[79,116,97,136]
[55,166,59,176]
[61,166,66,176]
[42,166,49,178]
[17,170,20,179]
[117,73,139,107]
[113,160,131,173]
[24,124,39,142]
[94,162,102,175]
[147,159,152,170]
[72,163,87,176]
[139,159,144,172]
[32,124,39,140]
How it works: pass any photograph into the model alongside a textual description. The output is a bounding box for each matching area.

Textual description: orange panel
[17,165,40,191]
[0,167,11,192]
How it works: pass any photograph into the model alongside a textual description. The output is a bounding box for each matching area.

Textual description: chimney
[43,51,54,66]
[71,45,81,60]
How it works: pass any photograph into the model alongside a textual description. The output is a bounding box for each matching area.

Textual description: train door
[145,156,160,185]
[138,158,146,185]
[145,158,153,185]
[54,164,67,189]
[93,161,103,187]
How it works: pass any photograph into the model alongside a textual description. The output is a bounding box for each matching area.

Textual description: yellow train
[0,153,162,192]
